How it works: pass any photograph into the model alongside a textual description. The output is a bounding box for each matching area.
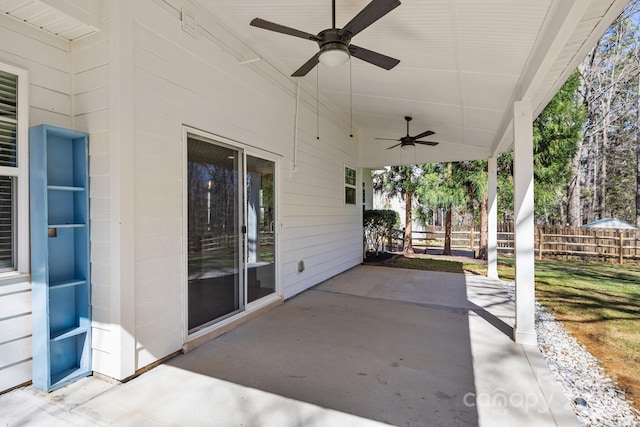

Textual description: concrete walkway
[0,266,580,426]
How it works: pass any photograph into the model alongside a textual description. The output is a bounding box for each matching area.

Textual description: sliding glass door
[187,137,243,334]
[186,133,277,335]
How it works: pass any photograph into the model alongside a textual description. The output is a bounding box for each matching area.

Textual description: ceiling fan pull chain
[294,78,300,167]
[316,66,320,140]
[350,58,353,138]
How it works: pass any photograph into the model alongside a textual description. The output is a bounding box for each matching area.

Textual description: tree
[533,70,586,224]
[494,71,585,225]
[494,2,640,227]
[455,160,489,259]
[496,152,514,223]
[578,2,640,224]
[415,163,467,256]
[373,165,424,254]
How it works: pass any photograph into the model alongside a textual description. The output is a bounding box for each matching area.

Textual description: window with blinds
[0,69,18,271]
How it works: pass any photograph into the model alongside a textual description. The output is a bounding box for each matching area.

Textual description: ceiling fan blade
[349,44,400,70]
[291,52,322,77]
[412,130,435,140]
[339,0,401,38]
[250,18,320,41]
[386,142,403,150]
[375,137,400,141]
[415,141,439,146]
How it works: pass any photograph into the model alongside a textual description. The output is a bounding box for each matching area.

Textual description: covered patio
[0,266,579,426]
[0,0,632,396]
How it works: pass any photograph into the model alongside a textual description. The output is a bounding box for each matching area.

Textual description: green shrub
[363,210,398,255]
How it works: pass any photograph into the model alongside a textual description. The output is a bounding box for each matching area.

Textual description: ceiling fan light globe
[401,143,415,152]
[319,45,350,67]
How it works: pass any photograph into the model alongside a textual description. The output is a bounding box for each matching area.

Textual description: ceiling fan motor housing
[318,29,351,54]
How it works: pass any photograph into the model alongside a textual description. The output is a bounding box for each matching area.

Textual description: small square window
[344,166,357,205]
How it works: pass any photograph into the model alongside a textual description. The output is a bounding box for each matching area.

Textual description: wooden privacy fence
[188,232,274,255]
[391,224,640,264]
[534,225,640,264]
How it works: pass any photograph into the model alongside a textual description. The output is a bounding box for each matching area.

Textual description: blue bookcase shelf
[30,124,91,392]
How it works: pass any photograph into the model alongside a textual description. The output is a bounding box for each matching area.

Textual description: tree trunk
[636,72,640,227]
[599,109,609,218]
[477,193,488,260]
[567,139,582,226]
[403,192,414,254]
[443,209,452,256]
[579,39,602,224]
[585,131,597,223]
[568,71,587,227]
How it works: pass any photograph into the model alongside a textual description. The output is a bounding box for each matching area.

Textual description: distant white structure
[585,218,638,229]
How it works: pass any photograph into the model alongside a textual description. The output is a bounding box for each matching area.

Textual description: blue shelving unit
[30,124,91,392]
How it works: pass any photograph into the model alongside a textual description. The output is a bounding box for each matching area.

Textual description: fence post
[537,227,543,260]
[619,233,624,265]
[469,227,474,251]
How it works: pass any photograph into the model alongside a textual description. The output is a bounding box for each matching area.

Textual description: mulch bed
[362,251,399,265]
[364,249,487,265]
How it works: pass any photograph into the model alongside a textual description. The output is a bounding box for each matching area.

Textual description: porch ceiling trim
[0,0,100,41]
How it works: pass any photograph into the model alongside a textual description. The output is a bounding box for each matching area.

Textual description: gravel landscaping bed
[502,281,640,427]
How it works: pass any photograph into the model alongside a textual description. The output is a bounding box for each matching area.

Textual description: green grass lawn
[385,255,640,408]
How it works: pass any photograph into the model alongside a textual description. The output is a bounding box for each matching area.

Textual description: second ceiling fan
[377,116,439,150]
[250,0,401,77]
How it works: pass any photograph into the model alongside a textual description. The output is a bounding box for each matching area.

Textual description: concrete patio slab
[0,265,580,426]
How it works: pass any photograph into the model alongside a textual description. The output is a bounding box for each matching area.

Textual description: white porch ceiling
[207,0,628,167]
[0,0,627,167]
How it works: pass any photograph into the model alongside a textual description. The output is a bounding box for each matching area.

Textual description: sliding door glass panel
[187,137,243,333]
[246,155,275,303]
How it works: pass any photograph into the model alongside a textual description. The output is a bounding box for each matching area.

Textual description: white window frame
[344,165,357,205]
[0,62,29,278]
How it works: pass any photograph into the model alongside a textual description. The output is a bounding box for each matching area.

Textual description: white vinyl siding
[71,22,113,380]
[127,0,362,367]
[2,0,364,387]
[0,11,72,392]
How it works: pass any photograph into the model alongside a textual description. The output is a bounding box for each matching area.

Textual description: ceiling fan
[377,116,439,150]
[250,0,401,77]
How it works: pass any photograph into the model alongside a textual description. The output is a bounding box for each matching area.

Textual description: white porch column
[513,99,537,345]
[362,168,374,209]
[487,156,498,279]
[107,0,137,379]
